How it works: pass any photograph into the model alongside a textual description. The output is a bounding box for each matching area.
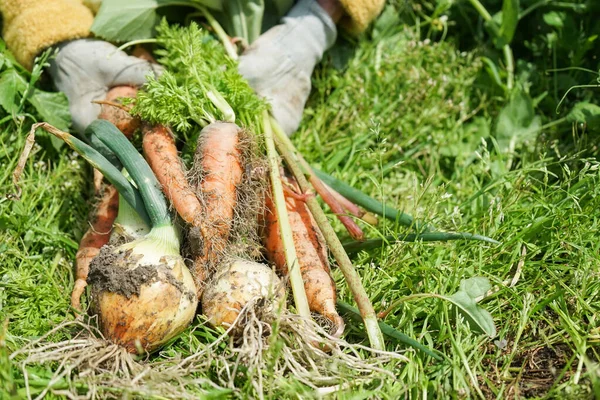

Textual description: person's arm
[0,0,94,70]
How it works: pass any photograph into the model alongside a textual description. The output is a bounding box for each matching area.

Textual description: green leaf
[0,69,27,115]
[27,90,72,131]
[566,102,600,125]
[543,11,565,29]
[481,57,507,92]
[495,88,541,152]
[372,5,402,39]
[493,0,519,48]
[91,0,223,42]
[447,277,497,337]
[91,0,161,41]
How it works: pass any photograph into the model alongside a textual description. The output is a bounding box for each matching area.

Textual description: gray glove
[238,0,337,135]
[48,39,162,134]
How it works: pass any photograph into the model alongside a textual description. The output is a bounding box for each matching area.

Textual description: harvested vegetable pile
[5,12,503,400]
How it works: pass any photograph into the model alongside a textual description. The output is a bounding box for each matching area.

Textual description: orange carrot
[142,124,203,224]
[263,174,345,337]
[141,123,208,295]
[192,122,243,292]
[98,86,140,139]
[142,122,243,296]
[132,45,157,63]
[71,185,119,311]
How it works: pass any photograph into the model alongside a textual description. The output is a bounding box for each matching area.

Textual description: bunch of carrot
[64,77,380,349]
[17,21,497,355]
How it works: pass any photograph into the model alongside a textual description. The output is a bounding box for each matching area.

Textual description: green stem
[468,0,493,21]
[312,168,425,230]
[378,293,448,319]
[503,45,514,91]
[111,39,158,55]
[18,123,150,226]
[337,301,443,360]
[206,90,235,122]
[262,111,311,320]
[196,5,238,60]
[86,120,171,228]
[519,1,586,20]
[343,232,499,254]
[271,119,385,351]
[541,117,567,130]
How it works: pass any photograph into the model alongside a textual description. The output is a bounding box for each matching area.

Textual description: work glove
[238,0,337,136]
[48,39,162,134]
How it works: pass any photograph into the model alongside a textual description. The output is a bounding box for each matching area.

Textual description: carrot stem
[271,118,385,351]
[302,162,365,241]
[322,181,364,218]
[197,5,238,61]
[262,111,311,320]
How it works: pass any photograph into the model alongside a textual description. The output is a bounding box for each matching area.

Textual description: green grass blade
[337,301,443,360]
[343,233,500,254]
[312,168,426,230]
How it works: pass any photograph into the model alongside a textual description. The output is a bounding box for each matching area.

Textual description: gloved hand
[238,0,338,135]
[48,39,162,134]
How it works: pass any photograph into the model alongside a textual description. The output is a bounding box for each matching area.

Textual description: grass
[2,5,600,399]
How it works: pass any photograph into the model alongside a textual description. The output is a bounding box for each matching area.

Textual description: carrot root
[263,174,345,338]
[98,86,140,139]
[71,185,119,311]
[191,122,244,292]
[142,124,203,224]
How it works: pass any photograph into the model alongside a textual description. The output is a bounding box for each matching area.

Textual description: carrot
[263,173,345,337]
[132,45,157,63]
[71,185,119,311]
[98,86,140,139]
[191,122,244,293]
[142,122,243,296]
[141,123,208,295]
[142,124,203,224]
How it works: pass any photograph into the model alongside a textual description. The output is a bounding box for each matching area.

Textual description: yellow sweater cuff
[0,0,94,70]
[338,0,385,34]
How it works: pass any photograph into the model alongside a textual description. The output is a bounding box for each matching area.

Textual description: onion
[91,226,197,353]
[83,120,198,352]
[202,260,284,329]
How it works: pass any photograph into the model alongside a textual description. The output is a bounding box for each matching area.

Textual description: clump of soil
[88,246,157,298]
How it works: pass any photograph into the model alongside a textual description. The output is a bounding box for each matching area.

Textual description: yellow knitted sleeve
[0,0,94,70]
[338,0,385,34]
